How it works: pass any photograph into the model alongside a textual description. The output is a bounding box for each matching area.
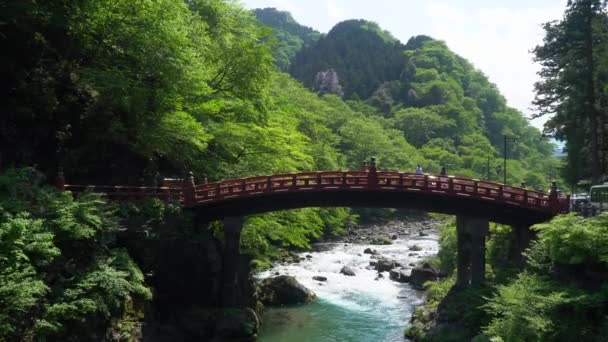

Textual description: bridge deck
[61,170,568,220]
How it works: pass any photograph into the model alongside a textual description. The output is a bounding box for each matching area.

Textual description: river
[257,222,439,342]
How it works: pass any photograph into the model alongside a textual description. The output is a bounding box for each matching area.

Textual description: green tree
[533,0,608,184]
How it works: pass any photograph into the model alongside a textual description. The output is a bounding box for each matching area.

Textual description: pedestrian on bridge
[440,167,447,176]
[416,165,424,174]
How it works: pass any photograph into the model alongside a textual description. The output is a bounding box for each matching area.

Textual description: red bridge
[56,160,569,294]
[57,162,568,226]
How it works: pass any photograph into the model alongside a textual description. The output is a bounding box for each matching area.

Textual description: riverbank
[256,216,442,341]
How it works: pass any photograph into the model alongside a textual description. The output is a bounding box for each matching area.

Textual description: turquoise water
[257,237,438,342]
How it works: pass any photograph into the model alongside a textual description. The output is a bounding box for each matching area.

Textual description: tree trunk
[585,0,601,184]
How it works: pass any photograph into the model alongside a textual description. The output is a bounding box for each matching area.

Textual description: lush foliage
[254,7,321,70]
[413,214,608,342]
[484,213,608,341]
[533,0,608,185]
[261,12,560,187]
[0,168,150,340]
[1,1,572,337]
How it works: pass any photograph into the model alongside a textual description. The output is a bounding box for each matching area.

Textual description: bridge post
[549,181,558,214]
[183,171,196,206]
[469,219,489,286]
[221,216,245,307]
[456,216,471,288]
[368,157,378,186]
[456,216,489,288]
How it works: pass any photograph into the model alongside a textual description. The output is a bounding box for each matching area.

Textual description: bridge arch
[58,164,568,304]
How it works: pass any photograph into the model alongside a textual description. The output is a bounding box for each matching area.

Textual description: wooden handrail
[61,170,568,215]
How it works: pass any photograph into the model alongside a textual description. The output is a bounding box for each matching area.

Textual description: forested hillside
[255,10,560,186]
[0,0,565,339]
[254,8,321,70]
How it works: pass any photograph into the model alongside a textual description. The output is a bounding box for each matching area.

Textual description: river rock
[409,262,439,289]
[215,308,259,339]
[370,237,393,245]
[409,244,423,251]
[389,268,410,283]
[391,234,398,240]
[340,266,356,276]
[258,275,316,305]
[376,258,400,272]
[363,248,378,254]
[369,260,378,267]
[306,254,313,259]
[313,276,327,282]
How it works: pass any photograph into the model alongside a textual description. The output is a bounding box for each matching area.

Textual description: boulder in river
[258,275,316,306]
[363,248,378,255]
[313,275,327,282]
[409,262,439,289]
[370,237,393,245]
[340,265,356,276]
[389,269,410,283]
[409,244,423,251]
[376,258,400,272]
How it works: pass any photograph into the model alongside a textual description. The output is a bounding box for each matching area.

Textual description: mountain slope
[254,8,321,70]
[290,19,406,99]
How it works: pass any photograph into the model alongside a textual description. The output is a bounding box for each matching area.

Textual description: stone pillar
[456,216,489,288]
[469,219,489,286]
[221,216,245,307]
[510,224,532,268]
[456,216,471,288]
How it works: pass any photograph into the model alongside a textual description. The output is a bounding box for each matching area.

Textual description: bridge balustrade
[60,170,568,215]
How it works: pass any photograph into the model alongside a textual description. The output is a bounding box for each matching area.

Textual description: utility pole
[503,135,507,185]
[487,156,491,181]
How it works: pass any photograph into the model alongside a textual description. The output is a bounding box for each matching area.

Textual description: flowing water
[257,230,439,342]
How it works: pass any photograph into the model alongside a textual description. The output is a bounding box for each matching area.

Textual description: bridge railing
[57,170,568,215]
[189,171,564,214]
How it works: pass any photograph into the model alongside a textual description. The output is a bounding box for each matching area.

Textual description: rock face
[215,308,259,339]
[409,262,439,289]
[313,275,327,281]
[340,266,356,276]
[258,275,316,305]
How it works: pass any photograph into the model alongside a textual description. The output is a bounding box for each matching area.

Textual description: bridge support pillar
[456,216,489,288]
[221,216,245,307]
[510,224,534,268]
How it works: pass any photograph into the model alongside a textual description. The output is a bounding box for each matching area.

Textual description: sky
[241,0,568,130]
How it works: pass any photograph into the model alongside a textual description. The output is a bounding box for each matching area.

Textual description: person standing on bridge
[440,167,447,176]
[416,164,423,174]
